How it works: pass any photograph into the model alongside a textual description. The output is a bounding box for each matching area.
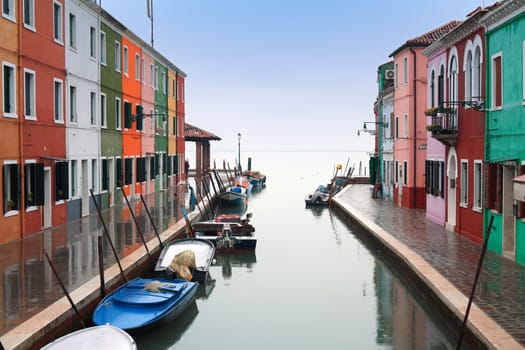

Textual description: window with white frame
[403,161,408,186]
[90,26,96,58]
[115,97,121,130]
[492,53,502,109]
[100,93,106,128]
[449,55,458,105]
[403,57,408,85]
[100,31,106,65]
[3,62,16,117]
[172,78,176,97]
[25,161,43,208]
[3,161,20,213]
[24,0,35,29]
[24,69,36,119]
[90,91,96,125]
[2,0,15,21]
[430,70,435,107]
[53,1,63,43]
[150,108,154,134]
[123,46,128,76]
[473,46,482,102]
[135,54,140,81]
[403,113,408,138]
[115,41,121,72]
[460,160,468,206]
[150,64,154,88]
[162,72,166,94]
[523,41,525,101]
[141,58,145,83]
[69,85,77,122]
[69,13,76,49]
[465,50,472,101]
[394,63,398,89]
[474,160,482,210]
[54,79,63,122]
[154,66,158,91]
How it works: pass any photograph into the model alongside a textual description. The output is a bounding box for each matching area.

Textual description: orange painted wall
[0,13,21,243]
[122,37,142,197]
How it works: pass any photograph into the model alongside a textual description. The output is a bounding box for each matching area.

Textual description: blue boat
[217,186,248,206]
[92,277,198,332]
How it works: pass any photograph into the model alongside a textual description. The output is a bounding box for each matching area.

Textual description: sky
[100,0,488,152]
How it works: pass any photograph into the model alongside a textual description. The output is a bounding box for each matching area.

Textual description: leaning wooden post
[97,236,105,298]
[140,194,164,248]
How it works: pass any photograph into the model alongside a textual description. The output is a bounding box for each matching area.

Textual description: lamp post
[237,132,242,173]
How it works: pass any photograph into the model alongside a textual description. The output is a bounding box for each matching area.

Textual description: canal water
[134,151,455,350]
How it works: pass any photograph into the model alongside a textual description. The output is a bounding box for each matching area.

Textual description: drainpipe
[410,47,417,208]
[17,0,25,236]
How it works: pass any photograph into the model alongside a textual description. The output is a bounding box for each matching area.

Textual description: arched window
[449,55,458,106]
[473,46,481,101]
[465,50,473,101]
[430,70,436,107]
[438,65,445,106]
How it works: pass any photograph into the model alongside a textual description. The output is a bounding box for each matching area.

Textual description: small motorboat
[217,186,248,206]
[40,325,137,350]
[304,185,330,206]
[193,218,256,250]
[92,277,198,333]
[154,238,215,283]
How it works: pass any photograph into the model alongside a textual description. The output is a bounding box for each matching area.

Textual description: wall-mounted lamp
[363,121,388,129]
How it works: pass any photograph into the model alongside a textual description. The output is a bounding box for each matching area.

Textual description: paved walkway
[337,184,525,349]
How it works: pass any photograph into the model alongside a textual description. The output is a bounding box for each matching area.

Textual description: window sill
[472,207,482,213]
[459,203,468,209]
[4,210,18,217]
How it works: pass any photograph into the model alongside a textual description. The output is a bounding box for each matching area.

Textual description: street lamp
[237,132,242,173]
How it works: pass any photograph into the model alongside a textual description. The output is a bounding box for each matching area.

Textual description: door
[502,163,516,260]
[43,167,52,228]
[82,160,89,216]
[447,154,457,231]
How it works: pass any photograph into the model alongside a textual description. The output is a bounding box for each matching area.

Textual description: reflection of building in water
[374,261,447,349]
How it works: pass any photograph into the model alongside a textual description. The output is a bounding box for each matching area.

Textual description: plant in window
[27,192,34,205]
[426,124,442,134]
[7,199,15,211]
[424,107,438,116]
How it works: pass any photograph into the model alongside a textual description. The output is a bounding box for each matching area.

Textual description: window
[430,70,435,107]
[115,97,121,129]
[438,65,445,106]
[124,101,131,129]
[150,64,154,88]
[101,158,108,191]
[474,161,482,210]
[395,116,399,139]
[403,57,408,84]
[465,50,472,101]
[162,72,166,94]
[395,161,399,183]
[460,160,468,206]
[24,162,44,208]
[2,0,15,20]
[136,157,145,182]
[70,160,77,197]
[116,158,122,187]
[135,54,140,81]
[136,105,143,131]
[154,66,158,90]
[53,1,63,43]
[492,53,502,108]
[115,41,121,72]
[90,92,96,125]
[123,46,128,76]
[172,78,175,97]
[3,62,16,117]
[485,163,502,213]
[403,161,408,186]
[449,55,458,107]
[91,159,97,191]
[100,31,106,65]
[149,156,155,180]
[473,46,481,102]
[100,93,106,128]
[403,114,408,138]
[69,13,76,49]
[24,0,35,28]
[180,81,184,102]
[24,69,36,119]
[3,162,20,213]
[425,160,444,198]
[150,108,154,134]
[124,158,132,185]
[90,26,96,58]
[54,79,63,122]
[69,85,77,122]
[55,161,69,201]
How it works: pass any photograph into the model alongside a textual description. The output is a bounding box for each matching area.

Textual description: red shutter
[494,56,502,107]
[495,165,503,213]
[518,166,525,218]
[485,163,496,210]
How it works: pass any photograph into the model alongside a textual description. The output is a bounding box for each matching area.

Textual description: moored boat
[92,277,198,333]
[40,325,137,350]
[216,186,248,206]
[194,220,256,250]
[154,238,215,283]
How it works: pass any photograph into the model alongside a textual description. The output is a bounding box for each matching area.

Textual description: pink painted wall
[425,51,447,224]
[140,50,156,194]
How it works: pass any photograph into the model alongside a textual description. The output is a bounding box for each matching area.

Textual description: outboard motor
[217,223,235,249]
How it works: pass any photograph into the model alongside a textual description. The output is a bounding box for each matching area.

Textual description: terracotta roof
[184,122,222,141]
[390,20,463,57]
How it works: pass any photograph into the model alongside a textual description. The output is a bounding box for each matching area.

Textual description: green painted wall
[100,22,123,207]
[484,12,525,262]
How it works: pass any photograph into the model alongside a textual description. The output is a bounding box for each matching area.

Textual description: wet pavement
[337,184,525,348]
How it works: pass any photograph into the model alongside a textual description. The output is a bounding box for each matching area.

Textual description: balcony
[426,108,458,146]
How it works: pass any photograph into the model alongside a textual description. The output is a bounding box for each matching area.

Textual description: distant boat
[216,186,248,206]
[154,238,215,283]
[92,277,198,332]
[194,214,256,250]
[40,325,136,350]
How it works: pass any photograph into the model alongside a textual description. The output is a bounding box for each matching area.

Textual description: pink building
[389,21,461,209]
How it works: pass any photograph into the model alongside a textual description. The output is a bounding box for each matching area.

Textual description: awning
[39,155,67,162]
[513,174,525,201]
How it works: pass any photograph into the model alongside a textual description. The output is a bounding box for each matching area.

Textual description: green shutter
[124,102,132,129]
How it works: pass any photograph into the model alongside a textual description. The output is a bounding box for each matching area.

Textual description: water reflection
[213,252,257,279]
[134,301,199,350]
